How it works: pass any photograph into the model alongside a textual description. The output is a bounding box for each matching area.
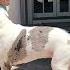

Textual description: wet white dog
[13,26,70,70]
[0,5,70,70]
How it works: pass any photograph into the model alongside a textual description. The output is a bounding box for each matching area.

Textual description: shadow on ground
[15,58,52,70]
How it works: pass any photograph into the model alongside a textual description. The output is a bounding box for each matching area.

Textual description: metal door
[33,0,57,18]
[57,0,70,16]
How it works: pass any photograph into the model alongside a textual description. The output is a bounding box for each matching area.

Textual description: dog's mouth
[68,40,70,44]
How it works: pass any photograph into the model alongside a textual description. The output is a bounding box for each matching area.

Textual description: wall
[8,0,21,24]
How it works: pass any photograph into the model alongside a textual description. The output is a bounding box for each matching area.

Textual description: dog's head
[8,29,27,65]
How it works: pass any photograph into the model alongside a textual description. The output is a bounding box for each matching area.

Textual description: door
[33,0,57,18]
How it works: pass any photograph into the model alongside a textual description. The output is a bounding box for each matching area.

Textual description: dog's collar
[0,5,8,16]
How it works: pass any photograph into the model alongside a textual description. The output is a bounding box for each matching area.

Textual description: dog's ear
[8,29,27,63]
[12,35,27,63]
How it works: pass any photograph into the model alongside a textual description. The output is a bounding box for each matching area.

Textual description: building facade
[20,0,70,31]
[8,0,70,31]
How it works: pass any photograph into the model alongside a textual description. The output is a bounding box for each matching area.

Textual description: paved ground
[15,58,52,70]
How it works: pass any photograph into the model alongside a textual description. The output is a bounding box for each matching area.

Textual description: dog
[0,5,70,70]
[12,26,70,70]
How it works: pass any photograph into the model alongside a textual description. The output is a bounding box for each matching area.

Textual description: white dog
[12,26,70,70]
[0,5,70,70]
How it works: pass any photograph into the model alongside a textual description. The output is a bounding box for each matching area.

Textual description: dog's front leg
[1,62,11,70]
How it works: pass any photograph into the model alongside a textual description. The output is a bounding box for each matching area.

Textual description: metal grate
[33,0,70,18]
[33,0,56,18]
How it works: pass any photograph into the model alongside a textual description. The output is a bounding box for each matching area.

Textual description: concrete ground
[15,58,52,70]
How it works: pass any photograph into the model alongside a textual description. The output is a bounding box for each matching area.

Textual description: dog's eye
[15,37,22,51]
